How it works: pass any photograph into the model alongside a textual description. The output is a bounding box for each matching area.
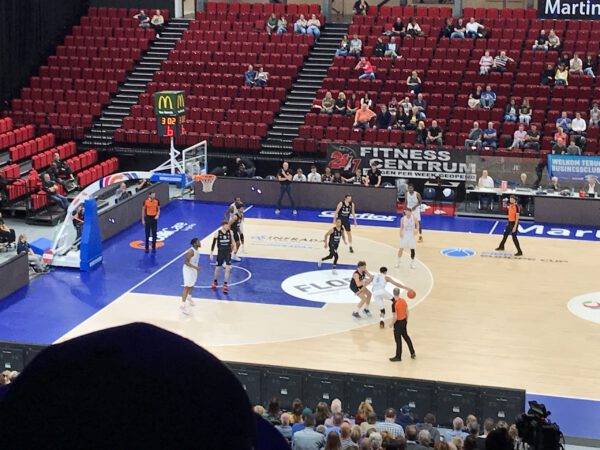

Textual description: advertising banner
[537,0,600,19]
[326,144,469,180]
[547,155,600,182]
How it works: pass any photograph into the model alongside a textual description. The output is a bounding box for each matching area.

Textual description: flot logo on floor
[129,222,196,249]
[318,211,396,222]
[281,270,359,304]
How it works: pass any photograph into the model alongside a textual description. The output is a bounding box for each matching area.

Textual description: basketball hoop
[195,174,217,192]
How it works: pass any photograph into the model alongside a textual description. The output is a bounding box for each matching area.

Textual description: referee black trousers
[322,246,339,265]
[145,216,158,250]
[393,319,415,359]
[498,221,522,252]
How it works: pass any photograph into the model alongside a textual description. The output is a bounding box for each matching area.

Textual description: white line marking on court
[182,265,252,288]
[488,221,499,234]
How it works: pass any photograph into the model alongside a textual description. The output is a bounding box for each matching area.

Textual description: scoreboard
[153,90,186,137]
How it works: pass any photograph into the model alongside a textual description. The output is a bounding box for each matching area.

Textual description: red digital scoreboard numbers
[153,90,186,138]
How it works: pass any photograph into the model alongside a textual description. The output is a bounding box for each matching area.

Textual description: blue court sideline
[0,199,599,439]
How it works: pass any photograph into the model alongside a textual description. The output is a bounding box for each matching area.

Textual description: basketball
[407,289,416,299]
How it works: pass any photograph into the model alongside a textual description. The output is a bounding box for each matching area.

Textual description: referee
[389,288,416,362]
[142,191,160,253]
[495,195,523,257]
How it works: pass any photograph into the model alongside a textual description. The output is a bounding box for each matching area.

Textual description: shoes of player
[332,269,337,275]
[379,320,385,329]
[223,285,229,294]
[317,260,322,268]
[363,309,372,317]
[409,261,416,269]
[514,251,523,257]
[275,209,280,214]
[180,303,191,315]
[411,353,416,359]
[352,311,361,319]
[418,236,423,243]
[495,247,505,251]
[232,255,242,262]
[349,246,354,253]
[211,282,218,290]
[293,210,298,215]
[389,357,402,362]
[187,296,195,307]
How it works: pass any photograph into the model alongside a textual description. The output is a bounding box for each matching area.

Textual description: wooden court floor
[59,218,600,400]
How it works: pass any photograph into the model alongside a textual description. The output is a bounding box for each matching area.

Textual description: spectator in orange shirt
[353,104,376,130]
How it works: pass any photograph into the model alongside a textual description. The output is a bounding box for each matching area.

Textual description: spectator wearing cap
[417,413,441,442]
[292,408,314,436]
[444,417,468,443]
[375,408,405,438]
[276,413,293,442]
[292,414,326,450]
[406,425,428,450]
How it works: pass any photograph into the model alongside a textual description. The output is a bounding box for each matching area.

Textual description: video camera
[515,401,563,450]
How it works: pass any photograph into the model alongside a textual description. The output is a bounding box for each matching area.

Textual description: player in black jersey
[209,221,237,294]
[350,260,373,319]
[318,218,347,274]
[228,204,244,262]
[334,194,357,253]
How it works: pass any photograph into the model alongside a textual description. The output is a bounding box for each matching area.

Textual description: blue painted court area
[0,199,600,439]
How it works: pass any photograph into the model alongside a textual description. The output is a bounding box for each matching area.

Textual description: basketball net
[194,174,217,192]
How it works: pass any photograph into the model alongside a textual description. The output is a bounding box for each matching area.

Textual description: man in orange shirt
[389,288,416,362]
[495,195,523,257]
[141,191,160,253]
[353,104,377,130]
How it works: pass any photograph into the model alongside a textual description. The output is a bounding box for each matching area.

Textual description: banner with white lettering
[547,155,600,182]
[326,144,469,180]
[538,0,600,19]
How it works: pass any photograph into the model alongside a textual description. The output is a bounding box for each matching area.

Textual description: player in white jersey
[404,183,423,242]
[180,237,202,315]
[224,197,245,253]
[396,209,418,269]
[371,267,413,328]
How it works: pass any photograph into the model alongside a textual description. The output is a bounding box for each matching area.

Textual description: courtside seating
[293,6,599,156]
[114,2,321,151]
[5,8,163,140]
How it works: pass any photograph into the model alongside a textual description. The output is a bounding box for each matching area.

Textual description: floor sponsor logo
[441,248,476,258]
[480,252,567,263]
[250,235,322,249]
[318,211,396,222]
[129,222,196,249]
[517,224,600,241]
[568,293,600,324]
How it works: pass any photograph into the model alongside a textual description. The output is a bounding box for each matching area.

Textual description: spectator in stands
[133,9,150,27]
[360,412,378,435]
[385,37,400,59]
[72,204,84,242]
[394,107,409,130]
[553,124,568,145]
[465,17,483,39]
[510,124,527,149]
[332,171,344,183]
[50,153,75,186]
[324,400,343,427]
[265,14,278,35]
[150,10,164,37]
[552,137,567,154]
[399,96,412,115]
[294,14,308,34]
[387,17,406,37]
[482,122,498,149]
[335,92,348,114]
[490,51,514,73]
[555,63,569,85]
[417,414,441,443]
[17,234,47,272]
[582,175,599,195]
[325,431,343,450]
[115,182,131,202]
[444,418,468,443]
[235,157,256,178]
[276,413,292,442]
[374,409,404,439]
[566,137,582,155]
[264,397,282,425]
[0,172,8,204]
[475,419,495,450]
[406,17,424,37]
[465,121,483,150]
[336,36,350,56]
[569,53,583,75]
[354,104,376,130]
[355,401,374,426]
[480,85,496,110]
[344,167,365,185]
[0,214,16,248]
[366,163,382,187]
[277,15,288,34]
[479,50,494,75]
[354,0,369,16]
[307,165,322,183]
[485,428,514,450]
[405,425,427,450]
[583,54,596,77]
[532,30,549,51]
[540,63,555,85]
[416,121,427,145]
[307,14,321,38]
[418,430,433,448]
[558,51,570,67]
[547,29,560,50]
[374,105,392,130]
[319,92,335,114]
[426,120,443,148]
[523,124,541,151]
[478,170,495,210]
[466,421,479,439]
[347,93,360,116]
[293,168,307,182]
[292,407,313,435]
[556,111,572,133]
[361,92,373,108]
[340,423,353,449]
[370,432,383,449]
[244,65,257,86]
[504,98,518,122]
[547,176,561,190]
[519,98,532,124]
[326,413,344,435]
[468,86,483,109]
[407,71,422,94]
[373,38,386,57]
[451,18,466,40]
[255,67,269,87]
[42,173,68,210]
[349,35,362,57]
[572,111,587,141]
[293,414,326,449]
[413,93,427,119]
[407,107,421,129]
[356,57,375,80]
[441,17,454,38]
[590,103,600,126]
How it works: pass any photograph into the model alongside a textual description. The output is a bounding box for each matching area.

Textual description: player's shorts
[340,219,351,232]
[216,251,232,267]
[412,209,421,222]
[182,266,198,287]
[400,235,416,249]
[373,291,388,310]
[232,231,241,244]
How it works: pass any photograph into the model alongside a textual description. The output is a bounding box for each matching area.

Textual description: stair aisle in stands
[261,23,349,155]
[83,19,191,149]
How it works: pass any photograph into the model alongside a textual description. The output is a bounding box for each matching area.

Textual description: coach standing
[389,288,416,362]
[275,161,297,215]
[142,191,160,253]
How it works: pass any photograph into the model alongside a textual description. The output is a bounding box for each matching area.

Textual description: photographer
[234,157,256,178]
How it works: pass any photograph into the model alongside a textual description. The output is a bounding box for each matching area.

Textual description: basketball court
[1,199,600,438]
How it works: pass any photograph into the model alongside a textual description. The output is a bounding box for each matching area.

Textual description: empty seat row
[28,77,118,93]
[64,149,98,174]
[71,25,154,40]
[8,134,56,162]
[87,7,170,20]
[0,126,36,150]
[0,118,13,134]
[47,55,135,71]
[14,100,102,116]
[0,164,20,182]
[14,89,110,104]
[77,158,119,188]
[56,45,142,61]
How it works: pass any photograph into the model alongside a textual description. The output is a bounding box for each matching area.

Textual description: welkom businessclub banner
[326,144,469,180]
[548,155,600,182]
[538,0,600,19]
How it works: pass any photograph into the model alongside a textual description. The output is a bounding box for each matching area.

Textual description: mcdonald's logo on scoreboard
[153,90,185,116]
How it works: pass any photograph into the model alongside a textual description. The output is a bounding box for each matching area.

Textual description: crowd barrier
[0,253,29,300]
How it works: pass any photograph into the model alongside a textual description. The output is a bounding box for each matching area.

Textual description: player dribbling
[318,218,347,274]
[210,221,236,294]
[396,209,417,269]
[181,238,202,315]
[371,267,413,328]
